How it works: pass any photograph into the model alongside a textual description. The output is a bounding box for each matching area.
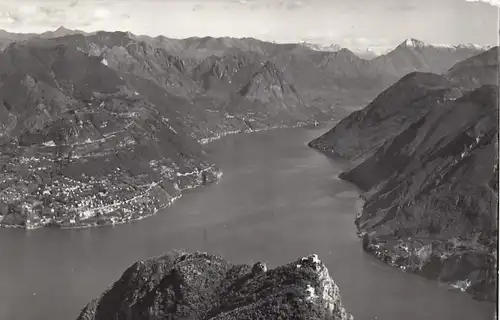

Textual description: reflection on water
[0,124,495,320]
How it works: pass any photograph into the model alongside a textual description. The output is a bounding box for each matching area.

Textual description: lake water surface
[0,125,495,320]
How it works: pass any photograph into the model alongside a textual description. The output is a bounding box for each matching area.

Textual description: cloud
[233,0,256,4]
[192,4,204,11]
[234,0,307,10]
[93,8,110,19]
[277,0,308,10]
[4,5,67,27]
[389,4,418,11]
[0,2,126,32]
[340,36,395,54]
[465,0,500,7]
[282,0,304,10]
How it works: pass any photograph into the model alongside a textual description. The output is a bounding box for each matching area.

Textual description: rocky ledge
[77,251,353,320]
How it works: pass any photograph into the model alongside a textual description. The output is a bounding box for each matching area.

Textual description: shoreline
[307,141,497,303]
[2,119,326,231]
[334,170,497,303]
[0,167,223,231]
[198,120,325,145]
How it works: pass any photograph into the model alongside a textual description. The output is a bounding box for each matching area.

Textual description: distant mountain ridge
[0,27,491,59]
[0,28,489,109]
[397,38,492,51]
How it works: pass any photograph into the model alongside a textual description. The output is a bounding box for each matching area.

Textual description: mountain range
[309,46,499,302]
[0,27,494,231]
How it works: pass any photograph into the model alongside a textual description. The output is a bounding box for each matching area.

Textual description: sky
[0,0,498,53]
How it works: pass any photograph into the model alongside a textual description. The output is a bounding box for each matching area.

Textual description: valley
[0,21,496,320]
[0,29,490,229]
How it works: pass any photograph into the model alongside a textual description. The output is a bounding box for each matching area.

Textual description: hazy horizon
[0,0,498,54]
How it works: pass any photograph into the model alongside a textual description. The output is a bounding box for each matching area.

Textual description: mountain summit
[77,251,354,320]
[398,38,427,49]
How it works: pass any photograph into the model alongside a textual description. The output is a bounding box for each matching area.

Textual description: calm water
[0,125,495,320]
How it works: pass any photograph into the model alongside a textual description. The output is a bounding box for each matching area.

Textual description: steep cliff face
[0,42,220,229]
[309,49,499,302]
[77,251,353,320]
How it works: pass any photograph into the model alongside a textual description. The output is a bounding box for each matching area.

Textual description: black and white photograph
[0,0,498,319]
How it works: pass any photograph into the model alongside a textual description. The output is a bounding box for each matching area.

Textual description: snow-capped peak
[396,38,490,51]
[400,38,427,48]
[301,42,342,52]
[454,43,492,50]
[425,43,491,50]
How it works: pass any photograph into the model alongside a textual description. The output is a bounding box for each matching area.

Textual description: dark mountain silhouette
[309,48,499,302]
[77,251,354,320]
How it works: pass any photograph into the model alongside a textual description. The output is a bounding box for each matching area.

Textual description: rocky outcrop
[77,251,353,320]
[309,49,499,302]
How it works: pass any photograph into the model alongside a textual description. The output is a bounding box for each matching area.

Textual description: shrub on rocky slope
[77,251,353,320]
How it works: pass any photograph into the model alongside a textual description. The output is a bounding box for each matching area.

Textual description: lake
[0,124,495,320]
